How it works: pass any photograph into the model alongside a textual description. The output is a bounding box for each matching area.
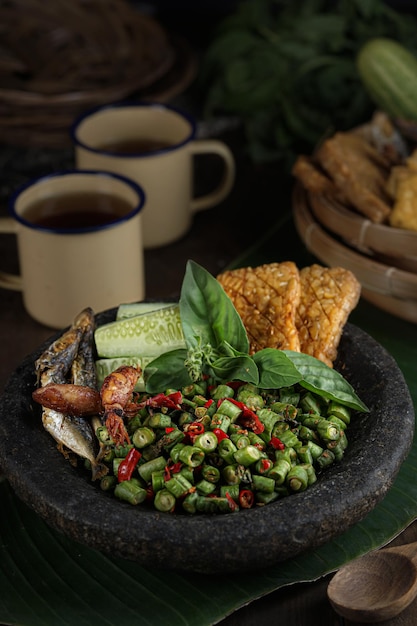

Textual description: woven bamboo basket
[293,183,417,324]
[0,0,196,147]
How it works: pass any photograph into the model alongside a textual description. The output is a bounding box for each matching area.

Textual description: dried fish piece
[34,307,107,480]
[296,265,361,367]
[217,262,301,354]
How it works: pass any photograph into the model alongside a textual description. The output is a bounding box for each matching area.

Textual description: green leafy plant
[199,0,417,168]
[144,260,368,412]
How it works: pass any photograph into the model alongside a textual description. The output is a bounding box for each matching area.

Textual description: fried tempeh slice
[296,265,361,367]
[217,262,301,354]
[315,132,392,223]
[292,154,348,204]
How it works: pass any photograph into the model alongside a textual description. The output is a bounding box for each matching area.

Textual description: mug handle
[189,139,236,212]
[0,217,23,290]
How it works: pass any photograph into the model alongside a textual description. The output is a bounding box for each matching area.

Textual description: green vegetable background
[198,0,417,168]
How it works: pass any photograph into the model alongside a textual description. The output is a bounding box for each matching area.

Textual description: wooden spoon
[327,541,417,622]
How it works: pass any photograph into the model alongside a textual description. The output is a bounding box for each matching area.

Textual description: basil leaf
[144,349,192,394]
[283,350,369,412]
[252,348,303,389]
[210,355,259,384]
[179,261,249,354]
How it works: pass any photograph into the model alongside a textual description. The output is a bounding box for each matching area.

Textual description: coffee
[97,137,173,155]
[23,191,133,229]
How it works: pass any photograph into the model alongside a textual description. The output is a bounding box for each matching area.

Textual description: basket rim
[292,184,417,303]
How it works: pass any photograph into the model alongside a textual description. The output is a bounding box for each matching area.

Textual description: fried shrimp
[100,365,142,446]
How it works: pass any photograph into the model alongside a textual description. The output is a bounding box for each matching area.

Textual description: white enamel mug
[0,170,146,328]
[71,102,236,248]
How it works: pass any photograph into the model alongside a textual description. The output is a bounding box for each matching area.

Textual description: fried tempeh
[315,132,392,223]
[296,264,361,367]
[217,262,301,354]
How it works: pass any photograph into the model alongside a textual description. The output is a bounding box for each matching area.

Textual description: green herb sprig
[144,261,368,413]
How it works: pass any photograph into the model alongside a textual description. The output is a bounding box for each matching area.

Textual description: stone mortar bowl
[0,311,414,574]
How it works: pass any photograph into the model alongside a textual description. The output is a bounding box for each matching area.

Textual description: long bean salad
[97,378,352,514]
[90,261,368,514]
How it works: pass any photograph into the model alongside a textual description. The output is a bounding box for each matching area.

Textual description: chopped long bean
[94,378,357,514]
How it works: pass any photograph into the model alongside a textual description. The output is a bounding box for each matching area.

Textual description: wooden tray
[292,184,417,322]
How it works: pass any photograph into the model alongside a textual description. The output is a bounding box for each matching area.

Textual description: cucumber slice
[116,301,173,320]
[95,356,156,391]
[94,303,185,358]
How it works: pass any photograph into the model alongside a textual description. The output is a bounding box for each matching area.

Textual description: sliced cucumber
[116,301,173,320]
[95,356,156,391]
[94,303,185,358]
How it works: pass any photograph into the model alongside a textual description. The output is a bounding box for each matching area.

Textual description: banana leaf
[0,214,416,626]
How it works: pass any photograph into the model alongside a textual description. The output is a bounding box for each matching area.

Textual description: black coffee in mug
[23,191,133,229]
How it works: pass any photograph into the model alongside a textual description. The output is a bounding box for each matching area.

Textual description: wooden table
[1,137,417,626]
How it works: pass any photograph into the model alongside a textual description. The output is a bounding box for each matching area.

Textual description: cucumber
[94,303,185,358]
[357,37,417,121]
[95,356,156,391]
[116,301,173,320]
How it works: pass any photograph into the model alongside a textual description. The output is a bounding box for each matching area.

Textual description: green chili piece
[138,456,167,483]
[178,445,205,467]
[127,414,142,433]
[233,444,262,467]
[154,488,176,512]
[298,414,321,428]
[286,465,309,492]
[193,431,218,452]
[132,426,156,449]
[255,458,273,475]
[271,421,290,436]
[114,478,147,505]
